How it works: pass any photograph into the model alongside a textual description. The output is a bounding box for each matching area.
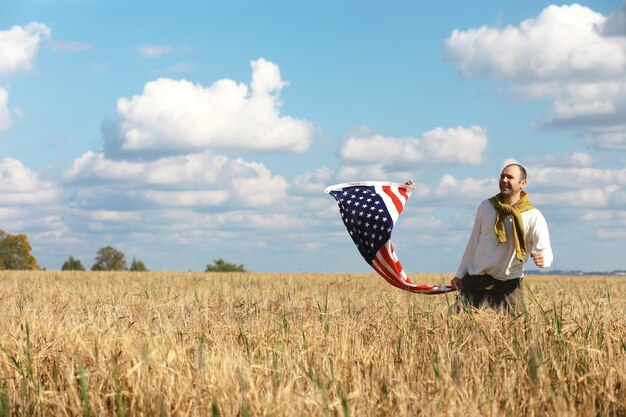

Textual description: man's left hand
[531,251,544,267]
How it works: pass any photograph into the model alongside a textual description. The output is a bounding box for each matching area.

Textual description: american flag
[325,181,454,295]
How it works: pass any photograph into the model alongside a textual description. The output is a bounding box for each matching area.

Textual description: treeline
[61,246,148,271]
[0,229,246,272]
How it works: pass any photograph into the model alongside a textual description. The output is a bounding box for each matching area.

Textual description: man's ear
[521,178,528,189]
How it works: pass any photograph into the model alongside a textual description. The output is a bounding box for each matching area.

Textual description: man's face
[499,165,527,197]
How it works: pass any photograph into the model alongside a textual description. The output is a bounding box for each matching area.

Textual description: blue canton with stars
[329,186,394,264]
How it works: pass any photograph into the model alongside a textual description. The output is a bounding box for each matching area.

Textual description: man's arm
[529,210,553,268]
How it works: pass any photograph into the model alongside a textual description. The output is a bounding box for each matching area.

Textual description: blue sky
[1,0,625,273]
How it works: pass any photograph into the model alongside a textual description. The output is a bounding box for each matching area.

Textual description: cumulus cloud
[215,211,302,230]
[589,130,626,151]
[0,88,10,132]
[527,152,594,167]
[531,165,626,187]
[86,210,143,222]
[0,22,50,75]
[292,168,334,195]
[63,150,288,207]
[444,4,626,149]
[334,164,398,183]
[535,186,620,207]
[435,174,496,199]
[0,158,58,205]
[523,164,626,209]
[445,5,623,81]
[340,125,487,165]
[108,58,312,154]
[137,190,228,207]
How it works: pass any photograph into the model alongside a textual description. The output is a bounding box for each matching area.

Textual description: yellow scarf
[488,191,535,261]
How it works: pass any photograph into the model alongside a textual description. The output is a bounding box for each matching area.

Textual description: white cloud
[215,212,302,230]
[292,168,334,195]
[444,4,626,146]
[231,162,289,206]
[112,58,312,153]
[250,58,287,95]
[402,216,443,230]
[0,158,58,204]
[421,126,488,165]
[138,44,172,58]
[334,164,392,183]
[0,88,11,132]
[64,150,288,207]
[0,22,51,75]
[535,186,620,207]
[589,130,626,151]
[87,210,142,222]
[596,229,626,239]
[435,174,496,199]
[582,210,626,222]
[531,166,626,187]
[339,125,487,165]
[142,190,229,207]
[445,5,623,81]
[526,152,594,167]
[570,152,593,166]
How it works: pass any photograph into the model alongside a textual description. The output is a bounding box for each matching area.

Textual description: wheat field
[0,271,624,416]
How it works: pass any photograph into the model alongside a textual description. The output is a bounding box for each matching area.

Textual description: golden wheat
[0,271,624,416]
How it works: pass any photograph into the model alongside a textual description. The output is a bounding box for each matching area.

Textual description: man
[451,163,553,314]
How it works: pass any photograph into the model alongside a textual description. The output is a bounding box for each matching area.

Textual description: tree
[91,246,127,271]
[61,256,85,271]
[205,258,247,272]
[0,230,37,270]
[129,257,148,272]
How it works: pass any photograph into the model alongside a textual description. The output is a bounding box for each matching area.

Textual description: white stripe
[324,180,415,194]
[373,242,408,281]
[373,184,402,223]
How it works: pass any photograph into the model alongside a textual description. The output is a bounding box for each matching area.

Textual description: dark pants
[455,274,525,314]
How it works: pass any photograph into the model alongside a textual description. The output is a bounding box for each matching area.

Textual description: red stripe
[379,243,404,278]
[382,185,404,215]
[398,186,409,200]
[373,251,402,285]
[387,242,413,283]
[373,258,455,294]
[371,261,406,290]
[377,247,407,289]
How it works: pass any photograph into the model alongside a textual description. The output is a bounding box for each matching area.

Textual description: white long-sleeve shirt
[455,199,553,280]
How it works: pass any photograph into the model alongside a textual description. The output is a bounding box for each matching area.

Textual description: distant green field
[1,271,624,416]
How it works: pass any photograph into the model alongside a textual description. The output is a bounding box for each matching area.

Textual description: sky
[1,0,625,273]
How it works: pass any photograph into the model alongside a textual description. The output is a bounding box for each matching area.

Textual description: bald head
[502,163,527,180]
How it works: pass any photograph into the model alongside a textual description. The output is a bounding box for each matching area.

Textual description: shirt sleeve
[529,210,553,268]
[455,203,483,278]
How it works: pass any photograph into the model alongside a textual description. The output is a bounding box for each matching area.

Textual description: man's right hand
[451,276,463,290]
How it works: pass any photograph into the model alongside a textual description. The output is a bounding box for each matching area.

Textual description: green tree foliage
[205,258,247,272]
[91,246,127,271]
[61,256,85,271]
[0,229,38,270]
[129,257,148,272]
